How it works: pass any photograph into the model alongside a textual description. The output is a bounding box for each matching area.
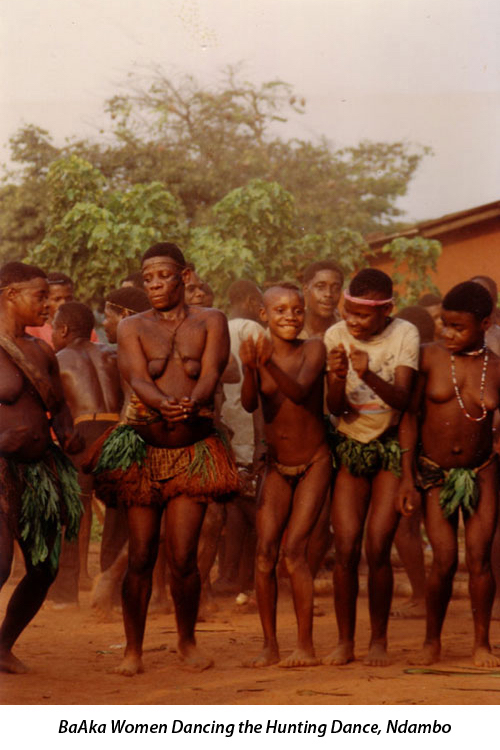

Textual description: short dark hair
[349,268,392,299]
[418,293,442,307]
[47,271,73,287]
[396,306,435,344]
[121,271,144,288]
[106,287,150,314]
[55,301,95,338]
[302,260,344,285]
[141,242,185,267]
[264,282,303,299]
[0,261,47,289]
[442,281,493,320]
[227,279,262,306]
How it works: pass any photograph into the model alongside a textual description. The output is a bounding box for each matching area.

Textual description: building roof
[366,199,500,251]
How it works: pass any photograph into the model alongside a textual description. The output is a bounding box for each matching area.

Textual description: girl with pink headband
[323,268,419,667]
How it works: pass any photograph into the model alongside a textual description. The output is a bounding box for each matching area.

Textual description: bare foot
[322,643,354,666]
[473,646,500,668]
[364,642,391,666]
[178,642,213,671]
[114,653,144,677]
[409,641,440,666]
[243,645,280,667]
[279,648,320,668]
[0,649,29,674]
[391,599,426,619]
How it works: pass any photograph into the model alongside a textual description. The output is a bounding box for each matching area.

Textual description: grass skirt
[84,424,240,507]
[334,431,403,477]
[5,444,82,573]
[417,453,496,518]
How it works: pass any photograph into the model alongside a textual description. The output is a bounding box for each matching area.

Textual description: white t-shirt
[324,318,419,443]
[221,318,265,465]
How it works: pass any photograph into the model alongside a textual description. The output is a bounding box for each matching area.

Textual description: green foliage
[45,155,106,227]
[187,228,256,299]
[439,468,479,518]
[2,68,436,302]
[0,126,61,264]
[289,229,372,280]
[188,190,376,301]
[382,236,441,307]
[213,179,296,278]
[335,434,403,477]
[0,182,47,263]
[25,157,187,302]
[95,67,429,233]
[93,425,147,474]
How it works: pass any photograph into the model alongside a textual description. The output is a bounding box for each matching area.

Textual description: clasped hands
[239,333,272,369]
[327,343,369,379]
[159,395,199,424]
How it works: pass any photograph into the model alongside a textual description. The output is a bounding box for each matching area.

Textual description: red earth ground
[2,543,500,706]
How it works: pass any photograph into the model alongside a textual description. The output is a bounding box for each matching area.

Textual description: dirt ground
[2,544,500,706]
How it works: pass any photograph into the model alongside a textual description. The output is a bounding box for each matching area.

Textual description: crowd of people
[1,242,500,678]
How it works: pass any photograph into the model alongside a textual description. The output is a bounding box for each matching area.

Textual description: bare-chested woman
[399,281,500,667]
[85,243,239,676]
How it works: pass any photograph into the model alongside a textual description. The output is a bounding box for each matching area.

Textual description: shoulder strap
[0,334,56,412]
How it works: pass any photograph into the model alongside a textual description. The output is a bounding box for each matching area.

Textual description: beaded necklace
[450,346,489,422]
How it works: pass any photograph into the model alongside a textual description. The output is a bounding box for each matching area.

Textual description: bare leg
[78,493,93,590]
[91,543,128,619]
[215,496,250,593]
[464,463,500,667]
[410,487,458,666]
[279,453,331,667]
[115,505,163,676]
[490,501,500,619]
[238,497,257,592]
[150,515,171,613]
[307,486,333,578]
[10,542,25,582]
[364,470,401,666]
[164,495,212,670]
[392,508,426,617]
[0,518,57,673]
[323,468,371,666]
[245,468,292,667]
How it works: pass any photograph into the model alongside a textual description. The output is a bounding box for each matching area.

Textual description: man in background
[47,301,122,604]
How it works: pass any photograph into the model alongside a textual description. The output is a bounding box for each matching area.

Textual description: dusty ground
[2,544,500,706]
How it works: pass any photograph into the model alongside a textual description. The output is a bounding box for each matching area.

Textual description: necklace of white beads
[450,346,489,422]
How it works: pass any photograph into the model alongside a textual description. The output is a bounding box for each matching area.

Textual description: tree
[2,67,435,296]
[0,126,61,263]
[187,181,373,300]
[25,156,187,302]
[381,236,442,307]
[83,66,429,233]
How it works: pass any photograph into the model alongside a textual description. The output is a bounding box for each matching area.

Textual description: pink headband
[343,290,393,307]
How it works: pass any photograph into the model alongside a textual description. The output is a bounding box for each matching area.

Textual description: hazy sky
[1,0,499,222]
